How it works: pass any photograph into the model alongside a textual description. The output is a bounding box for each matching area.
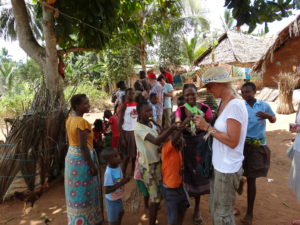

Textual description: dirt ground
[1,102,300,225]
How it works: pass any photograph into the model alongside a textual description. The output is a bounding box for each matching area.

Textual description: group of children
[90,76,278,225]
[90,70,195,225]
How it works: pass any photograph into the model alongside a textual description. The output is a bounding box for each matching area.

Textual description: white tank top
[122,102,138,131]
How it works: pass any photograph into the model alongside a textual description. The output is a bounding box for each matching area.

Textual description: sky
[0,0,299,61]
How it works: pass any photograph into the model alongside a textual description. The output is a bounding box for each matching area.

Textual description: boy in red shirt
[104,110,120,148]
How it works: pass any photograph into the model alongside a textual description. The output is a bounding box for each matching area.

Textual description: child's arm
[105,177,130,194]
[118,104,126,131]
[145,124,177,145]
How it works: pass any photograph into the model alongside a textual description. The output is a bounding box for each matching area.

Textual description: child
[134,100,179,225]
[161,119,191,225]
[149,93,158,123]
[119,88,138,176]
[112,81,127,115]
[102,147,130,225]
[93,119,106,154]
[104,110,120,148]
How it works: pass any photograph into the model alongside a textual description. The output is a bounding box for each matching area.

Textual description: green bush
[0,84,34,118]
[64,82,110,110]
[0,82,110,118]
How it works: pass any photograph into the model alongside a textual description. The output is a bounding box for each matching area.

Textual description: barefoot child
[134,100,179,225]
[102,147,130,225]
[161,120,191,225]
[93,119,106,157]
[104,110,120,148]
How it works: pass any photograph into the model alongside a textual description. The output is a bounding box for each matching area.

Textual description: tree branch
[57,47,98,56]
[11,0,45,66]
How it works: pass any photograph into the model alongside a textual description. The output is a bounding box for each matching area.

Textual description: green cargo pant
[210,168,243,225]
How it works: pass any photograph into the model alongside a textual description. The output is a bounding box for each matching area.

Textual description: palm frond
[0,3,42,41]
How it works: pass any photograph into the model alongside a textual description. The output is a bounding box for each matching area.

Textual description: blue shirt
[104,166,124,200]
[245,100,275,144]
[163,83,174,109]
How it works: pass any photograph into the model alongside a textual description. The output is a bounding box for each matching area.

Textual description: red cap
[147,72,156,79]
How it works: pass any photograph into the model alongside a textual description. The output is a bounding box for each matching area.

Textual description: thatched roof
[194,31,271,68]
[253,15,300,73]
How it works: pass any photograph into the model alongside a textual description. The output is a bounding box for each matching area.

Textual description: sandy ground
[1,102,300,225]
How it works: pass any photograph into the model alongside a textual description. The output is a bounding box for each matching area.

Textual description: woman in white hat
[194,66,248,225]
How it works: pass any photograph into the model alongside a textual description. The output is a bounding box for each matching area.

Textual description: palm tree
[0,48,17,91]
[223,9,235,30]
[0,3,42,41]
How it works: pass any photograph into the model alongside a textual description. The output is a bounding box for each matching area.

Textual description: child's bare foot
[193,212,203,225]
[241,214,253,225]
[292,220,300,225]
[237,177,246,195]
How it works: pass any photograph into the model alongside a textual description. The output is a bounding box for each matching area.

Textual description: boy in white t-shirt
[102,148,130,225]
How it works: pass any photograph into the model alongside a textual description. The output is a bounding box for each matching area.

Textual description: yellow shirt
[66,116,93,149]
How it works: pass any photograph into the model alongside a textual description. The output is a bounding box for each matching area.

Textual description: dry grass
[274,72,299,114]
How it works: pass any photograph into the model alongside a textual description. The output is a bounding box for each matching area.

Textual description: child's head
[125,88,135,102]
[157,75,166,86]
[134,80,144,92]
[117,81,126,90]
[177,95,185,107]
[149,93,158,105]
[93,119,103,132]
[171,131,185,152]
[139,70,146,79]
[104,109,113,119]
[101,147,121,166]
[137,100,153,122]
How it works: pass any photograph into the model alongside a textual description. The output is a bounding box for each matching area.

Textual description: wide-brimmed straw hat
[201,66,240,87]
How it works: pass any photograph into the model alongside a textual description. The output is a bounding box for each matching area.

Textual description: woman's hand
[194,115,210,131]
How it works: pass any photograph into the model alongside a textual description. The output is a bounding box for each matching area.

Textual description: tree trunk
[42,4,63,103]
[139,41,147,72]
[1,0,66,199]
[277,90,295,114]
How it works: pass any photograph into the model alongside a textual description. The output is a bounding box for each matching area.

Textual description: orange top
[66,116,93,149]
[162,140,183,188]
